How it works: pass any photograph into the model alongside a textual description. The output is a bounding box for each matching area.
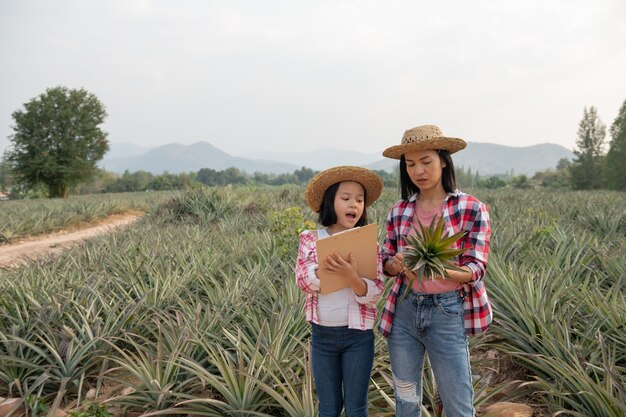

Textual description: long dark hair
[318,182,368,227]
[399,150,457,200]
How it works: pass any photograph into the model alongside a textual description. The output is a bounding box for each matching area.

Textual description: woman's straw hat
[382,124,466,159]
[305,166,384,212]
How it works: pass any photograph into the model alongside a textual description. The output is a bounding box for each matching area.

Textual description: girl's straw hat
[305,166,384,212]
[382,124,466,159]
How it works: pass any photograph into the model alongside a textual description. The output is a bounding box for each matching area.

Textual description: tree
[294,167,315,184]
[570,106,606,190]
[148,172,195,190]
[197,168,220,186]
[7,86,109,198]
[511,174,532,189]
[604,98,626,190]
[221,167,247,185]
[556,158,571,171]
[75,168,118,194]
[0,151,13,192]
[107,170,155,192]
[455,165,475,189]
[476,176,506,189]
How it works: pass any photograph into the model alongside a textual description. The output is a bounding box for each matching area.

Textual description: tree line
[569,103,626,190]
[1,87,625,198]
[0,158,571,197]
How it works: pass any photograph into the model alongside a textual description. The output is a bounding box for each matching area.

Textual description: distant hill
[101,141,574,176]
[365,142,574,176]
[105,143,154,159]
[238,148,381,171]
[100,141,300,174]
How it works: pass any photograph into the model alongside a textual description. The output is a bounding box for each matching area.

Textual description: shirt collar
[409,189,461,203]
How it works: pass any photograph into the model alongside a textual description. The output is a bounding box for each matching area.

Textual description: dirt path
[0,213,141,268]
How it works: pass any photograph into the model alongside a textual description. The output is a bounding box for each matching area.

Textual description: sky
[1,0,625,156]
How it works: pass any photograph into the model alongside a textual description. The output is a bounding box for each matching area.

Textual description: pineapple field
[0,186,624,416]
[0,192,172,245]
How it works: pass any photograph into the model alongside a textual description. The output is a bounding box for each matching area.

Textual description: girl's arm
[295,231,321,294]
[356,245,386,305]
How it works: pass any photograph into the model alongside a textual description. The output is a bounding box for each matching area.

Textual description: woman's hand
[323,252,367,296]
[384,253,408,276]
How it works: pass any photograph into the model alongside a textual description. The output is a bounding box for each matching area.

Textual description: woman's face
[404,149,446,193]
[332,181,365,231]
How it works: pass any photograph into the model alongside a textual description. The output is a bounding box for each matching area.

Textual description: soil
[0,212,142,268]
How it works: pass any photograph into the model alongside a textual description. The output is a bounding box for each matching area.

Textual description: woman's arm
[399,198,490,284]
[381,208,401,276]
[457,199,491,284]
[443,265,473,283]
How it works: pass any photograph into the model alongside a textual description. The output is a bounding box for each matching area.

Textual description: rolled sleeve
[459,201,491,285]
[353,278,379,304]
[353,245,385,305]
[307,264,321,291]
[296,231,321,294]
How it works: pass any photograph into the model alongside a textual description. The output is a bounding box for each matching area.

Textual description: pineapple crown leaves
[402,215,468,282]
[398,215,468,303]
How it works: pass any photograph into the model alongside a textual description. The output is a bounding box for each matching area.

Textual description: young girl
[379,125,492,417]
[296,166,385,417]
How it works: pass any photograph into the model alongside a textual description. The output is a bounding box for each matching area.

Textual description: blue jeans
[387,286,474,417]
[311,323,374,417]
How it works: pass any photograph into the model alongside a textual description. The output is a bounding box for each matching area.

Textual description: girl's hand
[323,252,358,279]
[323,252,367,296]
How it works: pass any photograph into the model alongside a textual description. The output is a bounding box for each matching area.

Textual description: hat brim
[305,166,384,212]
[382,137,466,159]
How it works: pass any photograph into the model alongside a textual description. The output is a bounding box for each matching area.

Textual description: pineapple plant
[401,215,468,300]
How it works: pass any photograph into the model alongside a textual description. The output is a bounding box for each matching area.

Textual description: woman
[379,125,492,417]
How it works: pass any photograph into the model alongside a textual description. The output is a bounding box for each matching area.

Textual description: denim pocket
[437,297,463,317]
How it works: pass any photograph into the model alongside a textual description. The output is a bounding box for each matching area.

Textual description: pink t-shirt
[407,203,462,294]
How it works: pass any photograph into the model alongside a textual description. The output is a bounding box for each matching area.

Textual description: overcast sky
[1,0,625,156]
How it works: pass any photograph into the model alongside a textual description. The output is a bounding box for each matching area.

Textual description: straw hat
[382,124,466,159]
[305,166,384,212]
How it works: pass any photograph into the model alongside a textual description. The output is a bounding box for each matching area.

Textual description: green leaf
[401,217,467,288]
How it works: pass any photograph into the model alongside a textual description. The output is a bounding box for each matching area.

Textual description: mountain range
[101,142,300,174]
[101,141,574,176]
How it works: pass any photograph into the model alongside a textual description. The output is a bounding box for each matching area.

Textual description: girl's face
[332,181,365,231]
[404,149,446,193]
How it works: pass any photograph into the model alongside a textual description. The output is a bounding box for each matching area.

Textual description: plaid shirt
[296,229,385,330]
[379,191,492,337]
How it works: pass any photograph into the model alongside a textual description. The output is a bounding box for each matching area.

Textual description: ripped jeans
[387,286,474,417]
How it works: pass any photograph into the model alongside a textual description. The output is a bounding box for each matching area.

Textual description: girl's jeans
[311,323,374,417]
[387,286,475,417]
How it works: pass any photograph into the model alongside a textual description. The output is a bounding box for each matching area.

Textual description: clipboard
[316,223,378,294]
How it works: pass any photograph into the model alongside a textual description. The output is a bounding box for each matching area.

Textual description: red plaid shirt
[379,191,492,337]
[296,229,385,330]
